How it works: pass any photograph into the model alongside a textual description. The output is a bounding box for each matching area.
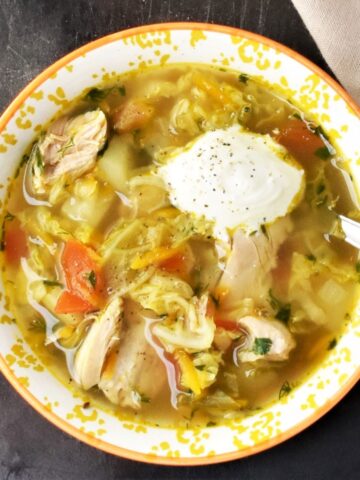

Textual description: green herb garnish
[355,261,360,274]
[57,136,75,156]
[14,154,30,178]
[253,337,272,356]
[292,112,302,120]
[238,73,249,84]
[35,144,44,172]
[86,270,97,289]
[276,305,291,324]
[315,146,331,160]
[85,88,109,102]
[269,289,291,324]
[306,254,316,262]
[279,380,292,399]
[85,85,126,103]
[328,338,337,350]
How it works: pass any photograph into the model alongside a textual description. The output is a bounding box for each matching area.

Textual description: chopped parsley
[276,305,291,324]
[306,254,316,262]
[85,85,126,102]
[58,136,75,156]
[86,270,97,289]
[14,154,29,178]
[355,261,360,274]
[269,289,291,324]
[279,380,292,399]
[85,88,108,102]
[292,112,302,120]
[238,73,249,84]
[314,146,331,160]
[327,338,337,350]
[35,144,44,172]
[253,337,272,356]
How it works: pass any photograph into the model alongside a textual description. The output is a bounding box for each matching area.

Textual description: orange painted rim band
[0,22,359,466]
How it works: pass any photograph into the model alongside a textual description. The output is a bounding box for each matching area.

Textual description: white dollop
[159,125,304,238]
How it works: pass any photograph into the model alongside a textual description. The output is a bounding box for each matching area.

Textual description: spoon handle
[339,215,360,249]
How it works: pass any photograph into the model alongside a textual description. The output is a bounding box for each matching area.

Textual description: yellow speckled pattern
[0,24,359,465]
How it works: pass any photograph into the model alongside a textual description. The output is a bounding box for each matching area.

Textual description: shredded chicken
[98,301,166,409]
[29,110,107,194]
[73,297,123,390]
[218,217,292,309]
[236,315,296,362]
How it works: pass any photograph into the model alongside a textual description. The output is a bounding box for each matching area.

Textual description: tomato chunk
[4,221,28,266]
[275,119,325,164]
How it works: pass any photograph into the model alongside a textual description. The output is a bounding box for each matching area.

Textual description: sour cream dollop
[159,125,304,238]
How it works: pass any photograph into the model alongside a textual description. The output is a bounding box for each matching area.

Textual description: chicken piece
[112,100,154,134]
[236,315,295,362]
[29,110,107,194]
[98,301,167,409]
[218,217,292,309]
[73,297,123,390]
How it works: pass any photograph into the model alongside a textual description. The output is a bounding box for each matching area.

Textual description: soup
[2,65,359,427]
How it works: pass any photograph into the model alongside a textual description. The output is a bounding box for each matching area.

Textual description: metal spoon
[338,215,360,249]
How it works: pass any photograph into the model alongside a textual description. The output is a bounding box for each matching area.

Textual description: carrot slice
[55,291,93,314]
[58,240,105,313]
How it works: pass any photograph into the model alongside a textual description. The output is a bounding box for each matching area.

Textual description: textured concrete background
[0,1,359,479]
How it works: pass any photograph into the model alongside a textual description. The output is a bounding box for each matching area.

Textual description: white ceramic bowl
[0,23,359,465]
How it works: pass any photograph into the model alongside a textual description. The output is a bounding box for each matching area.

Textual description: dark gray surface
[0,1,359,479]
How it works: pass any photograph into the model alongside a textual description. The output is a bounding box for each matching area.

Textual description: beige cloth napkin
[292,0,360,104]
